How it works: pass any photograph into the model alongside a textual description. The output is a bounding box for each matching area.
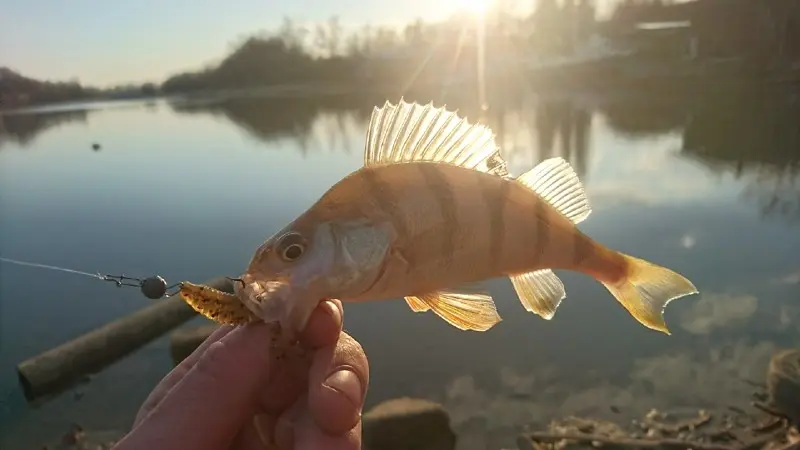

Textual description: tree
[314,16,343,58]
[277,17,308,53]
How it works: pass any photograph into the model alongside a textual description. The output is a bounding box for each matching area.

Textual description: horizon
[1,0,621,88]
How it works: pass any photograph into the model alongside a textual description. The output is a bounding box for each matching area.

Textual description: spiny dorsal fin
[509,269,566,319]
[515,157,591,224]
[364,99,509,177]
[404,286,502,331]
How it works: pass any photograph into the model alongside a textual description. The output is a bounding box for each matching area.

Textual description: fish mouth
[234,274,291,323]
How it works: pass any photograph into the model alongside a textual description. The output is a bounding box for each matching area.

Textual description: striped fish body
[235,100,698,337]
[311,161,623,303]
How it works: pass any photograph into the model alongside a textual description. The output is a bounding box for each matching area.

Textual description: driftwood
[16,277,233,402]
[518,429,783,450]
[518,348,800,450]
[517,403,796,450]
[766,349,800,426]
[642,409,712,433]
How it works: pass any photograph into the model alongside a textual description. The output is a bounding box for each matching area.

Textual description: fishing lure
[100,275,256,325]
[0,257,253,325]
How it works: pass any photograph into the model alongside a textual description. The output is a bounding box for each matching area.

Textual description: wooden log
[16,277,234,402]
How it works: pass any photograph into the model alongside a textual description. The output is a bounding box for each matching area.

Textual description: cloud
[678,292,759,335]
[772,268,800,286]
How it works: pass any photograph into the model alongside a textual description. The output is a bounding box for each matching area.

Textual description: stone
[44,425,123,450]
[362,397,456,450]
[169,324,219,365]
[766,348,800,425]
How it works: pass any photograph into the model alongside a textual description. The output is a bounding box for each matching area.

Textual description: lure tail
[600,252,698,334]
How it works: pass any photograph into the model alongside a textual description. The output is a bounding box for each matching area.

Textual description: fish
[188,100,699,340]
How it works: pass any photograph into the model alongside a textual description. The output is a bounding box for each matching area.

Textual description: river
[1,90,798,449]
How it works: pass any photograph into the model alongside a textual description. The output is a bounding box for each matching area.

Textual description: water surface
[1,91,799,449]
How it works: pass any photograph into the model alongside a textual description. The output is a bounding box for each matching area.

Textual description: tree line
[3,0,798,109]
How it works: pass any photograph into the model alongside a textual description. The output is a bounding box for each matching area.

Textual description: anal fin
[404,295,431,312]
[509,269,566,320]
[405,288,502,331]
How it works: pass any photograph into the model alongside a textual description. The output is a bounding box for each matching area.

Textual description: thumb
[115,322,276,450]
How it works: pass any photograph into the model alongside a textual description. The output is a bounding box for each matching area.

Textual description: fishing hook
[225,277,245,289]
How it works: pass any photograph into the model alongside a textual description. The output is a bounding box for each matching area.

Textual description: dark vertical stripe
[571,230,594,267]
[417,164,458,262]
[532,198,550,265]
[479,174,508,268]
[359,168,408,238]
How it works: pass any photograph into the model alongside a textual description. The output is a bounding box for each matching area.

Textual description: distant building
[604,0,800,66]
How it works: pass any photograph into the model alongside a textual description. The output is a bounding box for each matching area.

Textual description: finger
[276,395,362,450]
[256,300,344,414]
[294,416,361,450]
[114,322,276,450]
[274,396,305,450]
[229,413,275,450]
[134,324,235,426]
[308,331,369,435]
[298,299,342,350]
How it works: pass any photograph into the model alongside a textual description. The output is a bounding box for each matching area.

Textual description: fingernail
[323,300,342,325]
[323,369,363,408]
[274,416,294,450]
[253,414,275,447]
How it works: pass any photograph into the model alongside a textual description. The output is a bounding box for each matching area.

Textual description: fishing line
[0,256,104,279]
[0,256,184,299]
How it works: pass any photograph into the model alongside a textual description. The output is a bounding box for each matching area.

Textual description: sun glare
[456,0,492,14]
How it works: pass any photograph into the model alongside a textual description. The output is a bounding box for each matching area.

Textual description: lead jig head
[101,274,182,299]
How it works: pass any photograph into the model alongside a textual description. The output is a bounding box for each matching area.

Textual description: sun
[455,0,493,14]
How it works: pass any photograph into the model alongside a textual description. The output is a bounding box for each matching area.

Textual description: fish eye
[276,232,306,263]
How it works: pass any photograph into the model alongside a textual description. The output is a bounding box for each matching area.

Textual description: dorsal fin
[516,157,592,224]
[364,99,509,177]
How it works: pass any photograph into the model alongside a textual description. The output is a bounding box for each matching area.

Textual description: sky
[0,0,616,87]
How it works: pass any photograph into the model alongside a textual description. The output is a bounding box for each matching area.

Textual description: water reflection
[164,92,800,226]
[165,94,596,181]
[681,96,800,224]
[2,91,800,450]
[447,338,778,449]
[599,99,687,138]
[0,109,89,148]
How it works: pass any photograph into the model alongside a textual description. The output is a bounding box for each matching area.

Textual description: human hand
[112,299,369,450]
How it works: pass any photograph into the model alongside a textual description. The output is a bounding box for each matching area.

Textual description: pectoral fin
[509,269,566,319]
[405,286,502,331]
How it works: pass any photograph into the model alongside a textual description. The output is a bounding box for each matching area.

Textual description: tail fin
[600,253,698,334]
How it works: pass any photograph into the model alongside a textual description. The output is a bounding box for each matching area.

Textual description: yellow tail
[600,253,698,334]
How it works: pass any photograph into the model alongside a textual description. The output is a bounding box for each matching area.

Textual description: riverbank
[43,346,800,450]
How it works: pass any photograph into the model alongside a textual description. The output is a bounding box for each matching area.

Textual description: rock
[45,425,123,450]
[362,397,456,450]
[766,348,800,425]
[169,324,219,365]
